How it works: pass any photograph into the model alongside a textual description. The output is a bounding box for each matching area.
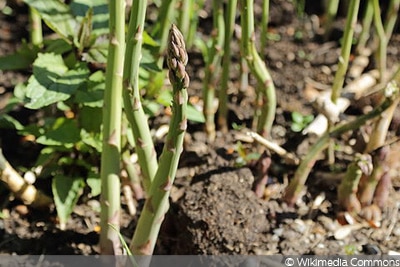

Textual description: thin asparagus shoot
[123,0,158,193]
[218,0,238,133]
[130,24,189,256]
[331,0,360,103]
[203,0,225,141]
[240,0,276,137]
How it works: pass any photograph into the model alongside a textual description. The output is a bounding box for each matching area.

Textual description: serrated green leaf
[24,0,77,41]
[70,0,109,36]
[74,71,105,107]
[25,53,89,109]
[36,118,80,147]
[52,175,84,229]
[83,41,108,64]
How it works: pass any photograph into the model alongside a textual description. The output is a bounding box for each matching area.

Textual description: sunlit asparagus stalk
[29,7,43,47]
[130,24,189,256]
[283,83,399,206]
[338,154,372,213]
[218,0,238,133]
[203,0,224,141]
[99,0,125,255]
[330,0,360,103]
[123,0,158,193]
[240,0,276,137]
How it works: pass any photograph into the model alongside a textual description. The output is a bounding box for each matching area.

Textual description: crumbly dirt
[0,0,399,256]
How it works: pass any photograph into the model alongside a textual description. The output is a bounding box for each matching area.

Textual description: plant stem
[154,0,176,67]
[99,0,125,255]
[384,0,400,41]
[218,0,238,133]
[356,0,373,54]
[240,0,276,137]
[338,154,372,213]
[29,7,43,47]
[260,0,269,53]
[130,24,188,256]
[284,85,399,206]
[177,0,193,45]
[372,0,387,82]
[123,0,158,193]
[203,0,225,141]
[331,0,360,103]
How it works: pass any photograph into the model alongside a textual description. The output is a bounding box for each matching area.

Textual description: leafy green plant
[290,111,314,132]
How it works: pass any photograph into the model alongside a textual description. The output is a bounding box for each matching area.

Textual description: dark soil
[0,0,400,256]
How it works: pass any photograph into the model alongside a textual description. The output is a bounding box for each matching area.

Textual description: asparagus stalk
[371,0,387,82]
[203,0,225,141]
[99,0,125,255]
[240,0,276,137]
[130,24,189,256]
[260,0,269,53]
[384,0,400,41]
[356,0,373,54]
[338,154,373,213]
[218,0,238,133]
[29,7,43,47]
[283,82,399,206]
[123,0,158,193]
[331,0,360,103]
[154,0,176,68]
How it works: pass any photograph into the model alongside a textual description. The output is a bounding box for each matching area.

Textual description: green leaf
[291,123,303,132]
[74,71,105,107]
[142,31,159,47]
[45,38,73,55]
[25,53,89,109]
[187,104,205,123]
[70,0,109,36]
[0,114,24,130]
[0,42,39,70]
[79,106,102,132]
[24,0,77,41]
[36,118,81,147]
[80,129,102,152]
[86,171,101,197]
[291,111,304,123]
[52,175,84,229]
[83,41,108,64]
